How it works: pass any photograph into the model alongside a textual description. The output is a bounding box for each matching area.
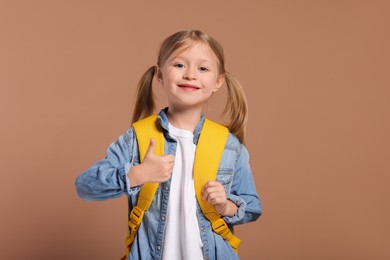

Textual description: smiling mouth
[178,84,200,91]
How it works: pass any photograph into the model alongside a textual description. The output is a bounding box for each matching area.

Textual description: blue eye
[199,67,209,72]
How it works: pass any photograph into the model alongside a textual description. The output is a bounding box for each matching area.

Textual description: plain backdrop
[1,1,389,259]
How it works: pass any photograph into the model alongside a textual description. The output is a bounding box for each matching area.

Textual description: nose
[183,67,197,80]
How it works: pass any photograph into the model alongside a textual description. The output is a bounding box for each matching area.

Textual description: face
[157,42,224,111]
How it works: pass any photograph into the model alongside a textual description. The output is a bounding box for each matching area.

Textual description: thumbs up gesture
[128,138,175,187]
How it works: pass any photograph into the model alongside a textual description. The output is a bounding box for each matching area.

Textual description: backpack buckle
[129,206,144,231]
[211,218,230,238]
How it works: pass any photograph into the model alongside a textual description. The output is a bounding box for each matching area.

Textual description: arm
[223,145,262,225]
[75,128,139,201]
[201,143,262,223]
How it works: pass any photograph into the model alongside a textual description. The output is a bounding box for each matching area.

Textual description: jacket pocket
[216,168,234,191]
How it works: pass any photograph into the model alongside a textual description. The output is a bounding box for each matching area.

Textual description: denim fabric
[75,108,262,260]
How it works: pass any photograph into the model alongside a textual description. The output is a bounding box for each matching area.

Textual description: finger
[145,138,156,156]
[202,181,220,194]
[164,154,175,163]
[161,170,172,182]
[205,192,224,205]
[208,196,222,205]
[167,163,175,173]
[202,186,220,201]
[202,180,212,192]
[206,180,220,187]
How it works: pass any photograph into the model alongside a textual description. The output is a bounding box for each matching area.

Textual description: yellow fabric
[123,115,240,259]
[193,119,241,253]
[124,115,163,258]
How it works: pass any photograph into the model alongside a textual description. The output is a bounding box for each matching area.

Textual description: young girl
[76,30,262,260]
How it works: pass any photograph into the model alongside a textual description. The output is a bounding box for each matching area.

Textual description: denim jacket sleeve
[223,143,262,225]
[75,128,141,201]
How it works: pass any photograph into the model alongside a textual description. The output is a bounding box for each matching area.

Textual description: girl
[76,30,262,260]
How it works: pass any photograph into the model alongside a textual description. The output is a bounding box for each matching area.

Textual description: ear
[213,74,225,93]
[155,65,163,81]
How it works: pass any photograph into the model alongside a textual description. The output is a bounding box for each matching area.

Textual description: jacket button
[161,216,165,221]
[157,245,161,251]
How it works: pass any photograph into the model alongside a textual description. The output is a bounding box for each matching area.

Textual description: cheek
[206,77,220,90]
[161,69,176,86]
[160,72,170,87]
[163,76,175,88]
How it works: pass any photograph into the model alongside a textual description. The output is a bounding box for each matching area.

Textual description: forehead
[168,41,218,63]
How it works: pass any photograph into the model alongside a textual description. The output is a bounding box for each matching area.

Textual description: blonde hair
[132,30,248,144]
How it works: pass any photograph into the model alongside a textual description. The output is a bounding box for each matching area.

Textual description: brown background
[1,1,389,259]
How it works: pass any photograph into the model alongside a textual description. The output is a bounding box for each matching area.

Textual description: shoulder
[226,132,250,160]
[226,132,243,153]
[122,127,136,145]
[218,132,246,169]
[120,127,139,157]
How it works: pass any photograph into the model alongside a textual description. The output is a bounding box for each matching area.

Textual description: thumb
[145,138,156,156]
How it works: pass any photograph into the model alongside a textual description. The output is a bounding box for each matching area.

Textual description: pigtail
[131,66,156,124]
[224,72,248,144]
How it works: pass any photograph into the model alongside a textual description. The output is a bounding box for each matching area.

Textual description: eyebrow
[171,56,213,64]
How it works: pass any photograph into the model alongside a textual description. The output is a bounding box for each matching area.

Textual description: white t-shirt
[162,123,204,260]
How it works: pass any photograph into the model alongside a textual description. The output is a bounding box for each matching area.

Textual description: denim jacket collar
[157,107,205,145]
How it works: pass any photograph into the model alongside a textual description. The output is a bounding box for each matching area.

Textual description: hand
[129,138,175,186]
[202,181,237,217]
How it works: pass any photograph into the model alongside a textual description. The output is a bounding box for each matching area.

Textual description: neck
[166,106,202,132]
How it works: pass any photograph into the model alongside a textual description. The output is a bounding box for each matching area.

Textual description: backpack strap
[193,119,241,253]
[123,115,240,259]
[123,115,164,259]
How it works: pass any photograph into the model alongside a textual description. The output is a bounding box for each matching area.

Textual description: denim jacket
[75,108,262,260]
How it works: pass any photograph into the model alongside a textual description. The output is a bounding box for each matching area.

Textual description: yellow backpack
[122,115,241,259]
